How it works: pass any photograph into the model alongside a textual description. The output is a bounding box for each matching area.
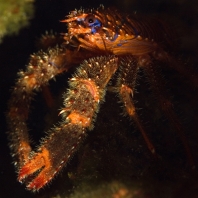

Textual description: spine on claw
[18,56,118,191]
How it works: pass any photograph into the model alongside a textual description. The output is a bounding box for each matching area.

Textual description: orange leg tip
[19,166,51,191]
[27,175,46,191]
[18,148,50,180]
[18,164,37,180]
[18,162,44,182]
[18,167,30,181]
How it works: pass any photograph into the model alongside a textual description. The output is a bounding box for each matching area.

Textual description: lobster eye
[88,18,93,23]
[85,14,96,25]
[84,14,102,34]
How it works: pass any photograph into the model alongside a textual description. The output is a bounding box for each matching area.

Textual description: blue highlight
[88,19,102,34]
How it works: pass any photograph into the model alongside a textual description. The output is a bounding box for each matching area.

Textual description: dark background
[0,0,198,197]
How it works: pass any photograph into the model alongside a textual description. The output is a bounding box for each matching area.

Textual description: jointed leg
[117,57,156,155]
[7,45,105,167]
[7,47,69,168]
[7,55,118,191]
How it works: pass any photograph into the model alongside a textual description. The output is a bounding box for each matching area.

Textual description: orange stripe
[67,112,91,128]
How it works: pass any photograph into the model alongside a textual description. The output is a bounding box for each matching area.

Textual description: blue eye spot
[90,19,102,34]
[84,15,102,34]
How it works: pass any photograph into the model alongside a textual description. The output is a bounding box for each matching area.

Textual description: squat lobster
[7,5,195,191]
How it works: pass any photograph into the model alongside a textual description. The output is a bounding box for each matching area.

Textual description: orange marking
[18,147,51,180]
[27,170,50,190]
[23,74,37,89]
[18,147,57,191]
[67,112,91,128]
[120,85,156,155]
[80,79,100,102]
[120,85,135,116]
[27,173,47,190]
